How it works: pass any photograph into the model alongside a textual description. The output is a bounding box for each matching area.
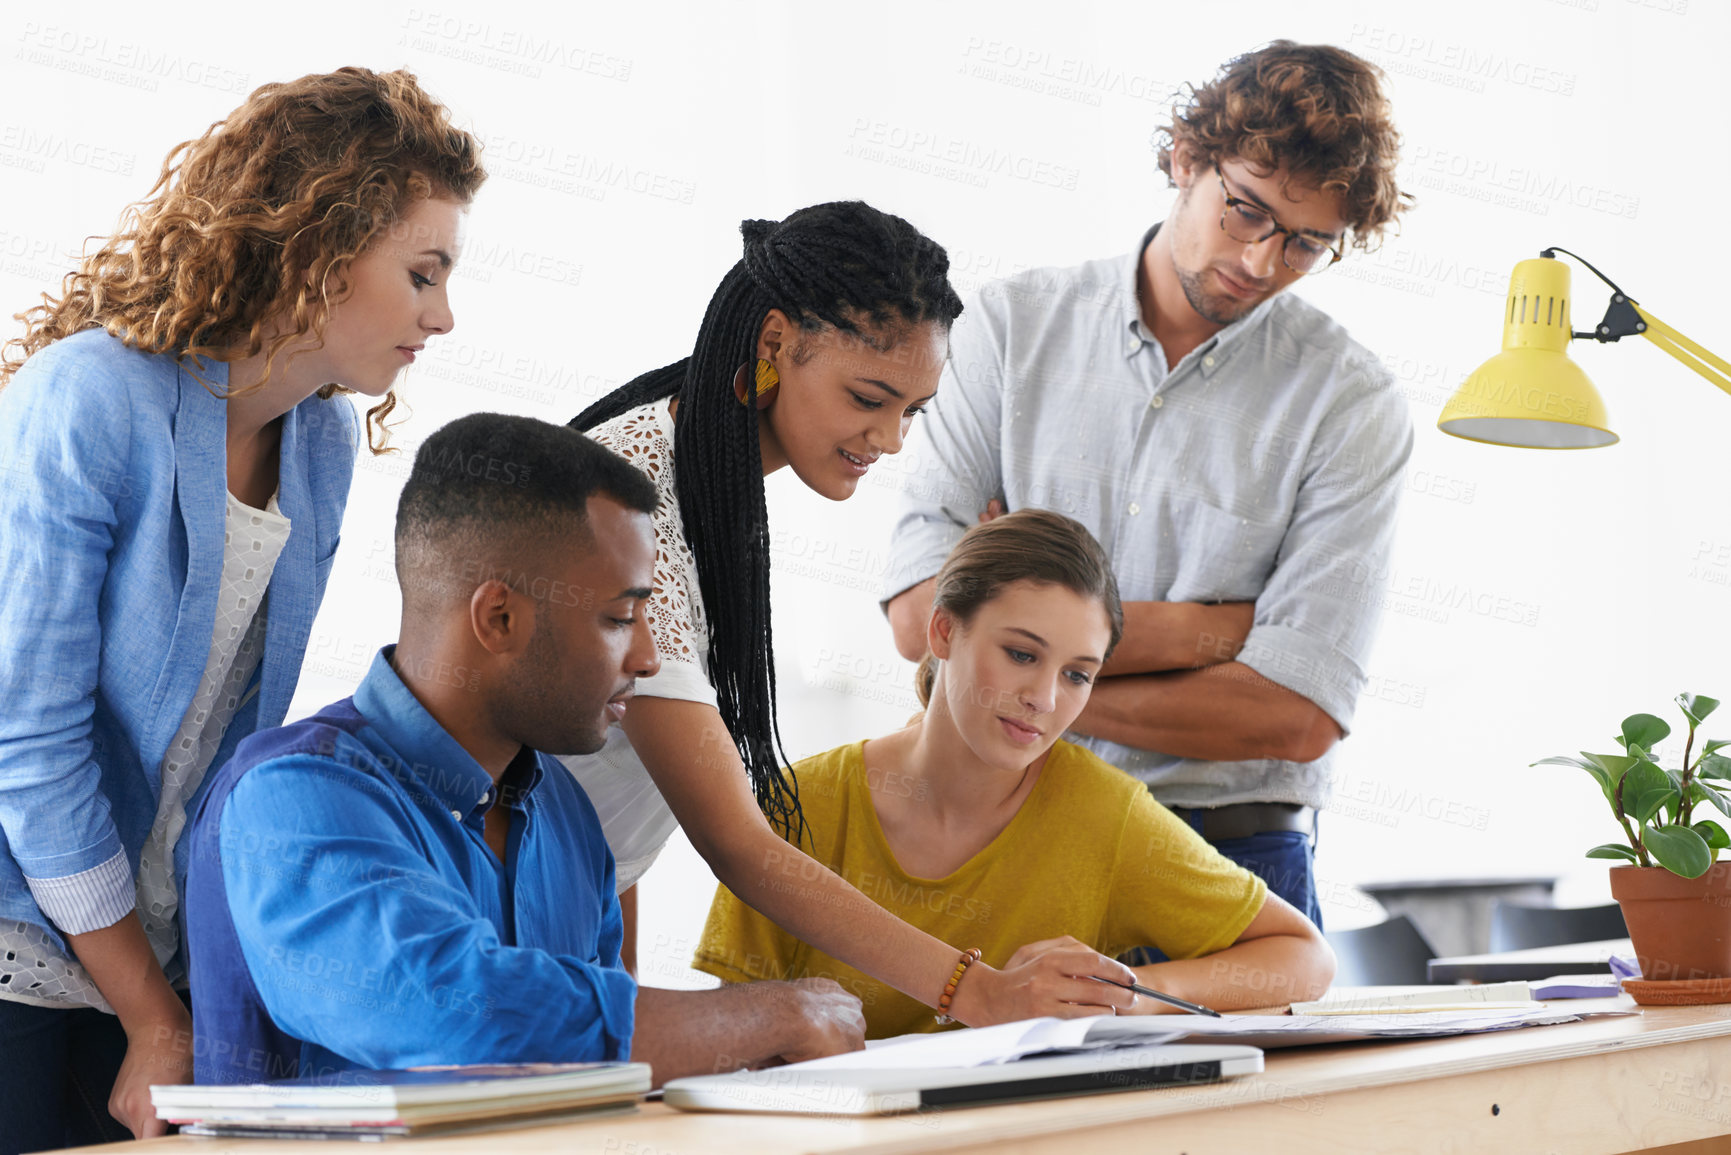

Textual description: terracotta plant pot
[1609,861,1731,981]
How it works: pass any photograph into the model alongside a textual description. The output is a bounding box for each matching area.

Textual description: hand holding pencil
[999,935,1223,1018]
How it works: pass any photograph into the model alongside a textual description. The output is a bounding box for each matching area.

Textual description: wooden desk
[82,995,1731,1155]
[1428,937,1633,983]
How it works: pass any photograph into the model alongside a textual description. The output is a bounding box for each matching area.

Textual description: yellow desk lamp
[1437,247,1731,448]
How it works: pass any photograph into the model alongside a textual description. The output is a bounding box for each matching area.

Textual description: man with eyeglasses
[883,41,1413,934]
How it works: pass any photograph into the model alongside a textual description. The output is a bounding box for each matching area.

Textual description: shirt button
[1149,396,1164,409]
[451,810,462,821]
[1203,355,1216,368]
[1128,502,1141,516]
[1126,336,1141,354]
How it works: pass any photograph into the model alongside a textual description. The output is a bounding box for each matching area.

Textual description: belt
[1168,802,1311,842]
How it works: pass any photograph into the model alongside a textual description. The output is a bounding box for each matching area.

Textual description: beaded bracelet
[934,947,983,1024]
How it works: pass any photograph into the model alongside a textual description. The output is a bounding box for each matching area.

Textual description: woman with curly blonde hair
[0,67,483,1151]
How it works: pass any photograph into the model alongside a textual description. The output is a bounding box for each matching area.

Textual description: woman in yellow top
[697,509,1335,1037]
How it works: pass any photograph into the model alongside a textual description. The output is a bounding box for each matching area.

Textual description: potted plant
[1535,693,1731,989]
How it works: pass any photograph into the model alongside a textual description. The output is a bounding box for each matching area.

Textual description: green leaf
[1694,820,1731,851]
[1679,695,1722,726]
[1624,713,1672,753]
[1596,754,1638,809]
[1698,753,1731,781]
[1580,752,1638,809]
[1644,822,1714,878]
[1586,843,1640,862]
[1534,754,1614,806]
[1665,769,1688,823]
[1582,752,1638,780]
[1703,739,1731,757]
[1625,759,1679,826]
[1532,754,1600,772]
[1690,782,1731,821]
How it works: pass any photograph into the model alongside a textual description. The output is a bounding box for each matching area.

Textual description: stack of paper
[1290,973,1626,1015]
[1158,1007,1603,1048]
[781,1004,1618,1073]
[151,1062,651,1138]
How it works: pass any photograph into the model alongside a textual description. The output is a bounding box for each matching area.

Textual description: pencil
[1091,976,1222,1017]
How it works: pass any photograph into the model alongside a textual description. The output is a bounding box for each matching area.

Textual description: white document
[778,1005,1621,1073]
[1162,1007,1613,1049]
[1293,975,1629,1015]
[1291,983,1539,1015]
[784,1017,1189,1072]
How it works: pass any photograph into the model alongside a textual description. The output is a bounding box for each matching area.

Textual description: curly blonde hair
[1155,41,1411,252]
[1,66,486,451]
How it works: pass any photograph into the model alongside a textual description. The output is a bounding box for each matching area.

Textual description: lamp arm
[1634,304,1731,399]
[1541,249,1729,389]
[1539,247,1646,342]
[1529,244,1730,399]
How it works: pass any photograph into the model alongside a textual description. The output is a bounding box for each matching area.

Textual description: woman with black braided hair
[565,201,1142,1028]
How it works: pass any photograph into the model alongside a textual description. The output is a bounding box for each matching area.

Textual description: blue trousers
[1213,826,1323,929]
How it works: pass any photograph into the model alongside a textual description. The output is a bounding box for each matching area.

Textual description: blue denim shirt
[0,329,357,964]
[186,648,635,1083]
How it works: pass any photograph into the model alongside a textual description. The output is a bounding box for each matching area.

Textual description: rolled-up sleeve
[0,351,137,931]
[221,759,636,1067]
[882,301,1004,606]
[1236,372,1413,733]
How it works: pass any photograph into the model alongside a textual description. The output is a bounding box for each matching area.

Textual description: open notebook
[665,1004,1629,1115]
[781,1004,1609,1065]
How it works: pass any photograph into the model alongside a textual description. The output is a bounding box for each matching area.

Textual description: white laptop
[664,1042,1263,1116]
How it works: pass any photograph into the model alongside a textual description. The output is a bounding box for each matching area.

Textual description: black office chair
[1488,901,1628,953]
[1324,915,1438,986]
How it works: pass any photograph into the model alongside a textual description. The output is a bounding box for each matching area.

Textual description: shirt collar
[1122,222,1280,370]
[1120,223,1159,349]
[354,646,535,820]
[494,746,543,813]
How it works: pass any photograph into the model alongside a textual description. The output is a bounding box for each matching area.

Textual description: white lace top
[0,492,290,1010]
[559,400,717,891]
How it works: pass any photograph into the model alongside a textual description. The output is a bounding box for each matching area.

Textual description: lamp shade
[1438,257,1618,448]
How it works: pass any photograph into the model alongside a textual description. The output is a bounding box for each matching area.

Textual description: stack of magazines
[151,1062,652,1139]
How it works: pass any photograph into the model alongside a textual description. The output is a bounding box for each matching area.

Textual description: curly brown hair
[1,66,486,451]
[1155,41,1410,252]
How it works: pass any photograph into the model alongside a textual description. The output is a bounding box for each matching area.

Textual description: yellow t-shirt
[693,739,1268,1038]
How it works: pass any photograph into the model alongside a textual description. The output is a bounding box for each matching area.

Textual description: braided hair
[572,201,963,839]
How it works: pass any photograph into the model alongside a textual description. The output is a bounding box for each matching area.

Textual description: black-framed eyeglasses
[1216,169,1344,276]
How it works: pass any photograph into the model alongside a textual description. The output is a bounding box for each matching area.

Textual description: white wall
[3,0,1724,988]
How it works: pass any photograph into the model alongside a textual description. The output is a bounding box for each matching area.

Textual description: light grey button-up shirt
[883,228,1413,810]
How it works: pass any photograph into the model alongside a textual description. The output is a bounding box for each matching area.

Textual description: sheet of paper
[778,1016,1199,1072]
[1162,1007,1598,1049]
[768,1004,1631,1073]
[782,1018,1090,1072]
[1299,1001,1540,1016]
[1291,982,1537,1014]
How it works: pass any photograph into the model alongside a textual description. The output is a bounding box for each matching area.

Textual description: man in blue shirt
[884,42,1415,927]
[187,413,864,1086]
